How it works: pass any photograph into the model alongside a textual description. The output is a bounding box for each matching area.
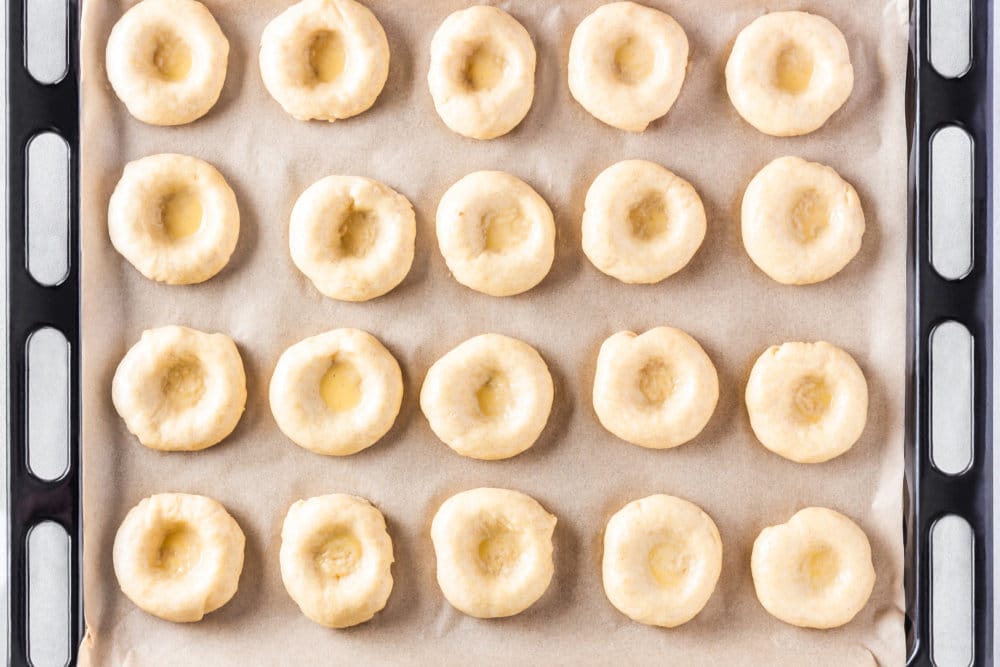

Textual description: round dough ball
[593,327,718,449]
[260,0,390,122]
[431,487,556,618]
[280,494,394,628]
[113,493,245,622]
[289,175,416,301]
[270,328,403,456]
[726,11,853,136]
[745,341,868,463]
[428,6,536,139]
[436,171,555,296]
[603,494,722,627]
[569,2,689,132]
[106,0,228,126]
[108,153,240,285]
[112,325,246,451]
[420,334,553,460]
[742,156,865,285]
[582,160,706,284]
[752,507,876,628]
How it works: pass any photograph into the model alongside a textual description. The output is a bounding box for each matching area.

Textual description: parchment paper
[78,1,910,664]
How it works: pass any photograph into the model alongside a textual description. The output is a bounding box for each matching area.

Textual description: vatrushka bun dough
[431,488,557,618]
[726,11,854,136]
[420,334,553,460]
[593,327,719,450]
[603,494,723,627]
[568,2,689,132]
[112,326,247,452]
[752,507,876,629]
[113,493,245,622]
[269,328,403,456]
[259,0,390,122]
[280,494,394,628]
[428,6,536,139]
[746,341,869,463]
[106,0,229,126]
[108,153,240,285]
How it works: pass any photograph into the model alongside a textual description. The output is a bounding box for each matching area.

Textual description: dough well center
[648,535,693,589]
[314,530,363,579]
[628,194,669,240]
[481,206,528,252]
[613,36,655,85]
[789,189,830,243]
[774,43,814,94]
[463,43,506,91]
[161,358,206,410]
[154,524,201,577]
[152,32,192,82]
[320,357,363,412]
[336,204,378,258]
[159,189,203,240]
[308,30,346,84]
[477,523,521,576]
[476,372,513,419]
[791,375,832,423]
[638,359,675,405]
[798,543,840,591]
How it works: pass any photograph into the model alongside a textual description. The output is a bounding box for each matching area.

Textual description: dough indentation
[333,204,377,258]
[476,372,512,419]
[482,206,527,252]
[152,32,192,82]
[789,189,830,243]
[799,543,839,590]
[159,188,203,240]
[638,359,675,405]
[319,357,362,412]
[477,522,521,576]
[775,42,814,94]
[161,358,206,411]
[628,194,669,240]
[314,530,363,579]
[614,36,654,85]
[792,375,832,424]
[307,30,346,84]
[463,43,506,91]
[154,524,200,577]
[648,535,692,589]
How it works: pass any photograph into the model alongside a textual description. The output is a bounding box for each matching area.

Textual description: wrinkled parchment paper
[78,1,910,664]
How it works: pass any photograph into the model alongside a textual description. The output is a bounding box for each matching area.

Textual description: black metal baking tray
[4,0,994,664]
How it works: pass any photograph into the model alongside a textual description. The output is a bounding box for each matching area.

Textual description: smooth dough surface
[742,156,865,285]
[593,327,718,449]
[113,493,245,622]
[746,341,868,463]
[260,0,390,122]
[726,11,854,136]
[108,153,240,285]
[583,160,705,284]
[280,494,394,628]
[431,487,556,618]
[270,328,403,456]
[436,171,555,296]
[290,175,415,301]
[106,0,229,126]
[752,507,876,628]
[568,2,689,132]
[428,5,536,139]
[603,494,722,627]
[420,334,553,460]
[112,325,246,451]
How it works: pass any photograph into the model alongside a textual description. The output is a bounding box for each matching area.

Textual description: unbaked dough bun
[113,493,245,622]
[582,160,706,284]
[431,487,556,618]
[259,0,390,122]
[289,175,416,301]
[745,341,868,463]
[106,0,229,126]
[112,325,246,451]
[593,327,718,450]
[436,171,555,296]
[568,2,689,132]
[280,494,394,628]
[742,156,865,285]
[726,11,854,136]
[420,334,553,460]
[269,328,403,456]
[108,153,240,285]
[428,6,536,139]
[603,494,722,627]
[751,507,876,628]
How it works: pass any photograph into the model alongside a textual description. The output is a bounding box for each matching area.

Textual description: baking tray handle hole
[930,514,974,666]
[929,320,973,475]
[27,521,72,667]
[928,0,972,79]
[26,131,71,287]
[26,326,71,481]
[930,125,973,281]
[24,0,68,85]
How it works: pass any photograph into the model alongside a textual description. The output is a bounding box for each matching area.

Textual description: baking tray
[4,0,994,664]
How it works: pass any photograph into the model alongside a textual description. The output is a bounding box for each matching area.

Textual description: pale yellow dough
[106,0,228,126]
[603,494,722,627]
[436,171,555,296]
[745,341,868,463]
[726,11,854,136]
[270,328,403,456]
[742,156,865,285]
[752,507,876,629]
[593,327,718,450]
[428,6,536,139]
[280,494,394,628]
[431,488,556,618]
[112,326,246,451]
[113,493,245,622]
[582,160,706,284]
[420,334,553,460]
[568,2,689,132]
[259,0,390,122]
[108,153,240,285]
[289,175,416,301]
